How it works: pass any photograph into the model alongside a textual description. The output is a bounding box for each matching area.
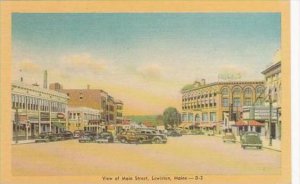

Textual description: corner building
[181,80,265,134]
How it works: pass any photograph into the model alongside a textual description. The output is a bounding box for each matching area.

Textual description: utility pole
[268,93,273,146]
[15,107,19,144]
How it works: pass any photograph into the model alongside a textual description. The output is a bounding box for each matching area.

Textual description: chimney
[43,70,47,89]
[87,84,90,90]
[20,77,23,82]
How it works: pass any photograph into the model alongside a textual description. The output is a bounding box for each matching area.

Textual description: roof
[181,80,264,93]
[234,120,265,126]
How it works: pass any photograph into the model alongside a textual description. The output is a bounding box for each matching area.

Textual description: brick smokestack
[43,70,48,89]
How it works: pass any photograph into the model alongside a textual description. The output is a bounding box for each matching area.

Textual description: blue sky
[12,13,280,115]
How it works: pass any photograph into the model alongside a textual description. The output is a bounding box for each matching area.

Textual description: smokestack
[43,70,48,89]
[20,77,23,82]
[201,79,206,85]
[87,84,90,90]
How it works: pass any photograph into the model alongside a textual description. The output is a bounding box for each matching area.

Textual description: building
[261,49,281,140]
[50,83,124,127]
[11,81,69,140]
[181,79,265,134]
[67,107,103,133]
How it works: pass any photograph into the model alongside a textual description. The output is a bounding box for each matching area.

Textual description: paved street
[12,135,280,176]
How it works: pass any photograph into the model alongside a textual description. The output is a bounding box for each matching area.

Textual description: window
[202,113,208,121]
[244,87,252,96]
[233,98,240,107]
[221,88,229,95]
[210,112,216,122]
[244,98,252,106]
[232,88,241,96]
[222,98,229,107]
[256,86,264,95]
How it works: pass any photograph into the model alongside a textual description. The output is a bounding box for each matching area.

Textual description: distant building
[50,83,124,127]
[67,107,103,133]
[11,81,69,140]
[181,79,265,134]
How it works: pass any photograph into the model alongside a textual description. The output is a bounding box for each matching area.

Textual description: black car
[167,130,182,137]
[61,131,74,140]
[95,132,114,143]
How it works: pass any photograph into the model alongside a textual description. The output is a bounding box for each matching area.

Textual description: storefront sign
[57,113,65,119]
[40,112,50,121]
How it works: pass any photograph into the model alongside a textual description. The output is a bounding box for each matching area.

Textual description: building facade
[261,49,281,140]
[50,83,124,126]
[67,107,103,133]
[181,80,265,134]
[11,81,69,140]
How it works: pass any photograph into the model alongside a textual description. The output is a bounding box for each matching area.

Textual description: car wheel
[152,137,162,144]
[138,139,143,144]
[120,138,127,143]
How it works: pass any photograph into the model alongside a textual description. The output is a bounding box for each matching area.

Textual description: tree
[162,107,181,129]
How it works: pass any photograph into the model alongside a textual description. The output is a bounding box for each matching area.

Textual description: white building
[11,81,69,140]
[67,107,103,133]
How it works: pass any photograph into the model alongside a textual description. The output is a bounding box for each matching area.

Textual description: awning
[234,120,265,127]
[51,121,65,129]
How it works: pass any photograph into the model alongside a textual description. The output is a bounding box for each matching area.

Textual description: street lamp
[268,93,273,146]
[14,107,19,144]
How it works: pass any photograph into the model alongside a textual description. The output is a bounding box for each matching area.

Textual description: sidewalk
[12,139,36,145]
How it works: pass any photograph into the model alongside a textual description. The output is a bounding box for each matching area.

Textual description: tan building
[181,80,265,134]
[67,107,103,133]
[12,81,69,141]
[261,49,281,140]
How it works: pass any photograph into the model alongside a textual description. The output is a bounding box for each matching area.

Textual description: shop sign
[57,113,65,119]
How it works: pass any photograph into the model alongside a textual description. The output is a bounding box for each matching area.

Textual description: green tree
[162,107,181,128]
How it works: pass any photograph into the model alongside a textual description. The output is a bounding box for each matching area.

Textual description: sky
[12,13,281,115]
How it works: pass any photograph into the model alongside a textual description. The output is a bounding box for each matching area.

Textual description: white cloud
[136,63,164,80]
[61,53,107,75]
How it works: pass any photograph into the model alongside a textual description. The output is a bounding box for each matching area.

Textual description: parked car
[240,132,262,149]
[61,131,74,140]
[167,130,182,137]
[78,132,97,143]
[206,130,215,136]
[95,132,114,143]
[35,132,60,142]
[35,132,52,143]
[222,132,236,143]
[136,129,168,144]
[117,130,149,144]
[73,130,85,138]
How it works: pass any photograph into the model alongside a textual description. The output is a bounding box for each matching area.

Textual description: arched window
[256,86,264,95]
[221,88,229,95]
[232,88,241,96]
[244,87,252,96]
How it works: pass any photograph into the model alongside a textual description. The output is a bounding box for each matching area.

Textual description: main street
[12,135,280,176]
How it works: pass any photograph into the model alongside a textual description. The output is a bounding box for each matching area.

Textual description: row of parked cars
[35,131,74,143]
[222,131,263,149]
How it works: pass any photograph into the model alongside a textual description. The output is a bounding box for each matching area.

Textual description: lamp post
[14,107,19,144]
[268,93,273,146]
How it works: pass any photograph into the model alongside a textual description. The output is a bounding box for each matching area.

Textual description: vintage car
[240,132,262,149]
[73,130,85,138]
[35,132,60,142]
[61,131,74,140]
[222,132,236,143]
[95,132,114,143]
[206,129,215,136]
[166,129,182,137]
